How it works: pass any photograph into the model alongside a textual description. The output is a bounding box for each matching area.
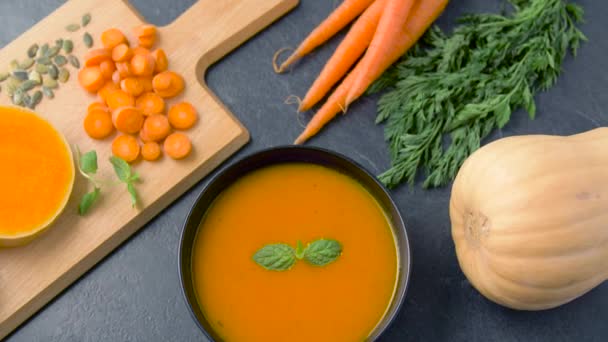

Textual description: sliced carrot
[168,102,198,130]
[153,71,185,98]
[137,76,153,92]
[141,142,162,161]
[136,92,165,115]
[112,70,121,84]
[116,62,132,79]
[112,134,140,163]
[132,46,150,56]
[120,77,144,97]
[133,24,157,38]
[138,35,156,48]
[164,133,192,160]
[143,114,171,141]
[84,109,114,139]
[78,66,105,93]
[139,126,154,143]
[88,101,109,113]
[277,0,375,72]
[98,81,120,104]
[152,49,168,73]
[101,28,127,50]
[84,48,112,67]
[112,43,133,62]
[131,53,155,76]
[106,89,135,110]
[112,106,144,134]
[99,59,117,79]
[300,0,386,111]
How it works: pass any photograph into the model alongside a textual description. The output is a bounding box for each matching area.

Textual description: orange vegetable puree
[192,163,398,342]
[0,106,73,237]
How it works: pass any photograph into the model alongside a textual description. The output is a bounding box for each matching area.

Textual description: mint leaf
[295,240,305,259]
[78,187,100,215]
[80,150,98,174]
[304,239,342,266]
[127,182,138,207]
[109,156,131,182]
[253,243,295,271]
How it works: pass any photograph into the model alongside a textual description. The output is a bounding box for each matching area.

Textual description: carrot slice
[112,70,121,84]
[131,53,155,76]
[88,101,109,113]
[99,59,117,80]
[168,102,198,130]
[112,43,133,62]
[132,46,150,56]
[98,81,120,104]
[141,142,161,161]
[112,106,144,134]
[164,133,192,159]
[137,76,153,92]
[133,24,157,38]
[116,62,132,79]
[152,49,168,73]
[101,28,127,50]
[112,134,140,163]
[78,66,105,93]
[120,77,144,97]
[142,114,171,141]
[106,89,135,110]
[84,48,112,67]
[136,92,165,115]
[138,35,156,48]
[152,71,185,98]
[84,109,114,139]
[139,126,154,143]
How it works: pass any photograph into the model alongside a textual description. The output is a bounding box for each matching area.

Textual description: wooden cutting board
[0,0,298,338]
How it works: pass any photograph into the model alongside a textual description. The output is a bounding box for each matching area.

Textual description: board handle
[165,0,298,72]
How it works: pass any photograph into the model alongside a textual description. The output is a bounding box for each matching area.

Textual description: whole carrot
[295,0,450,144]
[276,0,375,73]
[345,0,449,106]
[299,0,387,112]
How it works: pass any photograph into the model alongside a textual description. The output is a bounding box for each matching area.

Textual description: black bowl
[179,146,411,341]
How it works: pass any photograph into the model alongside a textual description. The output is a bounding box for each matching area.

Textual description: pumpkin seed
[30,90,42,108]
[83,32,93,48]
[39,43,49,56]
[46,45,61,58]
[43,77,58,89]
[28,70,42,85]
[48,64,59,80]
[12,70,29,81]
[55,38,63,47]
[66,23,80,32]
[6,85,15,97]
[35,63,48,74]
[42,86,54,99]
[10,60,19,70]
[19,58,35,70]
[63,39,73,54]
[82,13,91,27]
[12,90,24,106]
[7,77,21,89]
[54,55,67,66]
[0,85,2,93]
[18,80,37,92]
[36,56,51,65]
[58,68,70,83]
[68,55,80,68]
[22,93,31,108]
[0,72,9,82]
[27,44,39,58]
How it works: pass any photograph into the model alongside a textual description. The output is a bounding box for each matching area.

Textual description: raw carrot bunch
[78,24,198,163]
[274,0,449,144]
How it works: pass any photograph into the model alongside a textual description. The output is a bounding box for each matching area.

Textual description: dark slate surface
[2,0,607,341]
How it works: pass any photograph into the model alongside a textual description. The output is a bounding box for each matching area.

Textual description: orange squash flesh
[0,106,74,246]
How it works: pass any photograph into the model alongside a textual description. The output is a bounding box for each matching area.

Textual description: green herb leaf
[304,239,342,266]
[127,183,138,207]
[78,187,100,215]
[253,244,296,271]
[109,156,131,182]
[295,240,305,259]
[80,150,98,174]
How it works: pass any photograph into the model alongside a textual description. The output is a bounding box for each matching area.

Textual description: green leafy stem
[253,239,342,271]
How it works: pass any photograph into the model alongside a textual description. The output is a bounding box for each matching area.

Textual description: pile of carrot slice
[275,0,449,144]
[79,24,198,162]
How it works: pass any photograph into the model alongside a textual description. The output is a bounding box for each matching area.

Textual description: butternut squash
[450,128,608,310]
[0,106,74,247]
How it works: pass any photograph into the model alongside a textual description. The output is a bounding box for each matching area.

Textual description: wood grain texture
[0,0,298,338]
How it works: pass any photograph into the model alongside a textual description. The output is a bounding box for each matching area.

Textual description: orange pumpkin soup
[192,163,398,341]
[0,106,74,246]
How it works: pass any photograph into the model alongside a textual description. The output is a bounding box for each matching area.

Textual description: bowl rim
[178,145,411,341]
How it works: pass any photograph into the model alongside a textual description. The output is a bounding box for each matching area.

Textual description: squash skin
[450,128,608,310]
